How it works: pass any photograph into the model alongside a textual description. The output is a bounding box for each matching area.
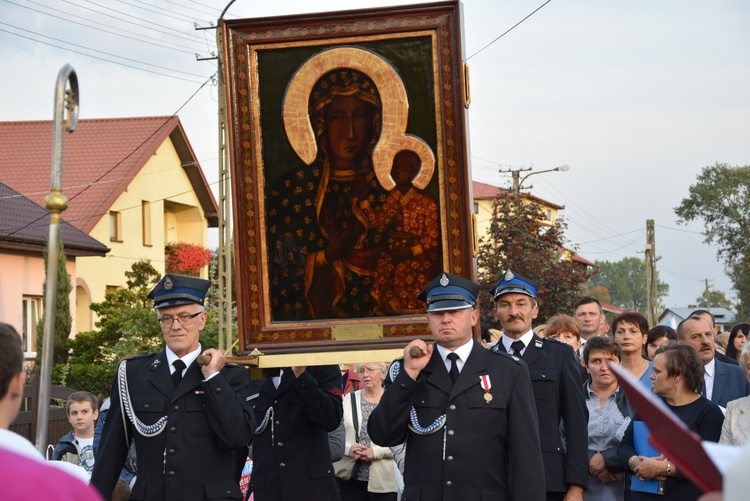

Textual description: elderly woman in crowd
[720,342,750,445]
[618,343,724,500]
[645,325,678,361]
[335,362,399,501]
[545,314,588,382]
[725,323,750,363]
[612,311,653,390]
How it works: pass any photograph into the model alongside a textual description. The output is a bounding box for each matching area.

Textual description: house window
[546,209,552,221]
[473,202,479,214]
[22,296,43,356]
[106,285,121,292]
[110,211,122,242]
[142,201,152,246]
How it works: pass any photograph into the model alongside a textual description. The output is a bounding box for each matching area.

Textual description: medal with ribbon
[480,374,492,403]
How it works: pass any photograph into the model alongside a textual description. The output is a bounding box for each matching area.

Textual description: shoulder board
[543,338,568,348]
[124,353,154,361]
[489,349,523,364]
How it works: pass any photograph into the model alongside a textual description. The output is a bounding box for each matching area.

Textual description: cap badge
[439,273,449,287]
[504,270,515,281]
[164,276,174,291]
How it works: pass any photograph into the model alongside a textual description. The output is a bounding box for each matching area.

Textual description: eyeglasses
[157,311,203,327]
[357,366,381,375]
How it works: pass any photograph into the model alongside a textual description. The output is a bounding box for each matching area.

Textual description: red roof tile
[0,181,109,256]
[0,117,218,233]
[472,180,564,210]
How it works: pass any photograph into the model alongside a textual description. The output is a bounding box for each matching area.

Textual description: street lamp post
[499,164,570,196]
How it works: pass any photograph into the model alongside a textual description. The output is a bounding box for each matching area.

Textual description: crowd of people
[4,268,750,501]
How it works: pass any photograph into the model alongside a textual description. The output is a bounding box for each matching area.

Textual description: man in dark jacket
[246,365,343,501]
[491,270,589,501]
[91,274,252,501]
[369,272,545,500]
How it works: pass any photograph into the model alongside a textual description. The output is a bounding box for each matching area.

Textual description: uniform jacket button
[449,404,456,411]
[173,405,179,411]
[447,429,454,436]
[278,442,283,447]
[168,449,175,455]
[445,481,452,487]
[168,471,175,477]
[170,427,176,432]
[446,456,453,461]
[280,462,286,467]
[215,387,222,393]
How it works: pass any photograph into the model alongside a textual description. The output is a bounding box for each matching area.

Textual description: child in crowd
[52,391,99,475]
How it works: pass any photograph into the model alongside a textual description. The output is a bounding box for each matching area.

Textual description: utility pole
[645,219,658,327]
[498,166,531,196]
[197,6,233,353]
[704,279,712,309]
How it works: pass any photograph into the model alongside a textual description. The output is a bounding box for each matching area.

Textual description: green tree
[695,290,733,310]
[64,260,162,393]
[675,162,750,317]
[587,257,669,314]
[33,242,72,385]
[477,192,591,328]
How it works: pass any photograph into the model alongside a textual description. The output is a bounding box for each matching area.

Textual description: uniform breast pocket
[467,390,507,433]
[529,369,558,401]
[131,397,166,424]
[185,393,211,437]
[412,391,446,428]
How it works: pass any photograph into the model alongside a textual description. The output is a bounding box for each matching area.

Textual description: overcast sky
[1,0,748,309]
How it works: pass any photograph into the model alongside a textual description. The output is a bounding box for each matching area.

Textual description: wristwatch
[665,459,672,475]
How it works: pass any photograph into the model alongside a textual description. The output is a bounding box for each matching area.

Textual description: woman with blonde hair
[335,362,399,500]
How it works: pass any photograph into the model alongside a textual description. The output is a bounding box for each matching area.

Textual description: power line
[0,28,208,83]
[0,21,207,78]
[0,76,213,244]
[5,0,207,56]
[466,0,553,61]
[62,0,209,44]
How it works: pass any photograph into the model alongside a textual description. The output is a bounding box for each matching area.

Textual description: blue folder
[631,421,665,495]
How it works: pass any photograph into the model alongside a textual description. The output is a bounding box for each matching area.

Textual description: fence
[9,374,77,452]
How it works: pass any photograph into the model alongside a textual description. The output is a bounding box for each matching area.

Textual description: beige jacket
[334,390,399,493]
[720,395,750,446]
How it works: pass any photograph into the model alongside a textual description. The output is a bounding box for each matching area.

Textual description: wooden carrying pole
[36,64,79,454]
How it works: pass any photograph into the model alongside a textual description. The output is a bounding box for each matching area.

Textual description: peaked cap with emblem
[491,269,539,300]
[147,274,211,309]
[417,272,480,312]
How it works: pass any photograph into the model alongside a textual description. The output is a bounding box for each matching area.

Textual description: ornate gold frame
[223,1,473,355]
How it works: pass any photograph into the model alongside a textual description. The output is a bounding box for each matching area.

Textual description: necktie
[172,359,186,388]
[447,353,459,383]
[511,340,525,357]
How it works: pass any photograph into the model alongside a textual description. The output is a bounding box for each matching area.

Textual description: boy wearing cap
[92,274,253,501]
[369,272,545,500]
[491,270,589,501]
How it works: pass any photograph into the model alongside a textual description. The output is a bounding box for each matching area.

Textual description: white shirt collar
[166,344,202,373]
[501,329,535,354]
[437,338,474,372]
[704,357,715,377]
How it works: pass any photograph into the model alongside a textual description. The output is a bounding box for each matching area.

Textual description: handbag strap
[351,392,360,443]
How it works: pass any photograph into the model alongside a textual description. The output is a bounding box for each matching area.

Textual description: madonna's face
[323,96,376,167]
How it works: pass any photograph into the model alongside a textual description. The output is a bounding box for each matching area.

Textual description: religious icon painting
[223,1,474,354]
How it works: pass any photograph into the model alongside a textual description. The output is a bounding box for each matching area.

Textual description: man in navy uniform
[369,271,545,500]
[246,365,343,501]
[491,270,588,501]
[92,274,252,501]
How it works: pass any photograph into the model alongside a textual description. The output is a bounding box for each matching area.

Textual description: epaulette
[489,349,523,365]
[543,337,568,349]
[385,357,404,387]
[123,353,154,361]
